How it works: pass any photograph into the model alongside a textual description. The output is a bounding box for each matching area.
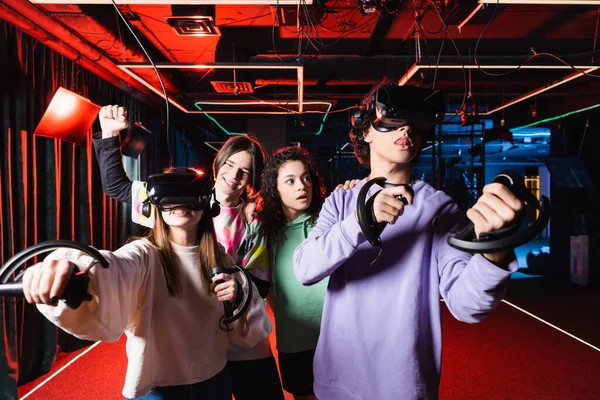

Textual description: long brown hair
[145,209,221,296]
[212,135,267,199]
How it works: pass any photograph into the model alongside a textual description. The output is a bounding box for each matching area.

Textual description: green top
[270,213,328,353]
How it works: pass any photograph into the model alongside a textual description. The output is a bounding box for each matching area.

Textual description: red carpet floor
[18,302,600,400]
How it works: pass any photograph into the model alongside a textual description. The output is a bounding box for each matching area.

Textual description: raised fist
[99,105,129,138]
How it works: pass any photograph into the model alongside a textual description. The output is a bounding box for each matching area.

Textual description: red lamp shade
[34,87,100,144]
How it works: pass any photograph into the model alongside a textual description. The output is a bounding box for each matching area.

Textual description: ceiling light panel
[167,16,220,37]
[211,81,254,94]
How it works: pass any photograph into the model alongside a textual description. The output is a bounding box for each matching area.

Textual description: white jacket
[37,240,272,398]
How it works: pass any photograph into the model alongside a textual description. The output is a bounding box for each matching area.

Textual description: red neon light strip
[87,130,94,245]
[33,134,38,260]
[19,130,28,355]
[21,130,28,249]
[4,132,19,376]
[8,128,15,257]
[55,139,61,239]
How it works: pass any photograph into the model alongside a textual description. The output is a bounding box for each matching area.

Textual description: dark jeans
[126,366,232,400]
[278,350,316,396]
[228,356,285,400]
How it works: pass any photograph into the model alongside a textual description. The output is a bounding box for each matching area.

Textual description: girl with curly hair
[256,145,327,400]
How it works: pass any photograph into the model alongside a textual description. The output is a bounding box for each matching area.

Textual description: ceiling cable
[111,0,172,167]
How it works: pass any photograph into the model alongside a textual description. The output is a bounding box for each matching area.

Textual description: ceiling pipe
[0,2,158,104]
[1,0,159,104]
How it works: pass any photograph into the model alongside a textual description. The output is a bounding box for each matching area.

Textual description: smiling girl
[92,105,284,399]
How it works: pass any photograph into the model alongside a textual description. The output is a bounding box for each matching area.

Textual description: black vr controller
[0,240,108,309]
[356,170,550,254]
[209,265,254,331]
[447,170,550,253]
[142,167,219,218]
[357,178,415,247]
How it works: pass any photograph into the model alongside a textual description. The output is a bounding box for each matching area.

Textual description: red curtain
[0,21,160,395]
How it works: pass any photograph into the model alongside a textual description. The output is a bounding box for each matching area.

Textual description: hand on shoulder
[334,179,361,191]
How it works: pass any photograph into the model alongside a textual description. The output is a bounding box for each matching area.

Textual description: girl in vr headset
[255,146,327,400]
[21,167,272,400]
[92,105,284,400]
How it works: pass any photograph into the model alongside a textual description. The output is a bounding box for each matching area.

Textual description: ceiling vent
[211,81,254,94]
[166,16,221,37]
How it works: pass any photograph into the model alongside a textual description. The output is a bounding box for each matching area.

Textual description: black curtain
[0,21,215,398]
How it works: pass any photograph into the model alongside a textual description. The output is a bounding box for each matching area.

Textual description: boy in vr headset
[293,83,524,400]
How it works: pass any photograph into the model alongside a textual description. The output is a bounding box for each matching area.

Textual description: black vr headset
[350,85,445,133]
[141,167,219,218]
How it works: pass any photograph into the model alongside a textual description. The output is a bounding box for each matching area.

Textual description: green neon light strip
[194,101,333,136]
[512,103,600,132]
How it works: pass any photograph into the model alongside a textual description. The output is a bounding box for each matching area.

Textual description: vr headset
[141,167,215,218]
[350,85,445,133]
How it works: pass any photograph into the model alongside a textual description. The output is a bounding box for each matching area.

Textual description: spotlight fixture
[34,87,100,144]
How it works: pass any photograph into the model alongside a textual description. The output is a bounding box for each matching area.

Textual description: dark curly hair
[349,83,434,167]
[349,102,376,167]
[257,146,326,243]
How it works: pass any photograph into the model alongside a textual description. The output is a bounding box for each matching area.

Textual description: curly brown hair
[256,146,326,243]
[349,107,376,167]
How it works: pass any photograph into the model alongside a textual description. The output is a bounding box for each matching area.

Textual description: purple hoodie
[294,179,517,400]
